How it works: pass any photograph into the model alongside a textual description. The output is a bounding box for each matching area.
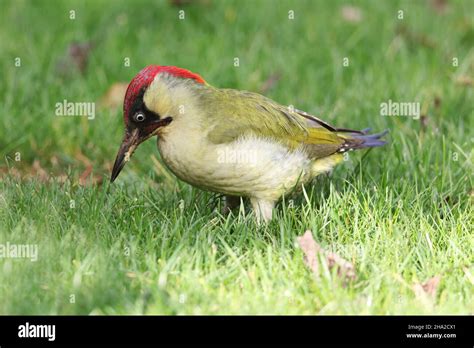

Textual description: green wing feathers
[202,87,386,160]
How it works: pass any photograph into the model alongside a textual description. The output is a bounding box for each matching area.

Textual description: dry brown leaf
[69,42,94,73]
[413,275,441,303]
[56,41,94,75]
[99,82,129,110]
[297,230,356,284]
[74,149,93,167]
[421,275,441,296]
[78,165,103,186]
[326,251,357,282]
[0,166,22,180]
[341,5,362,23]
[78,165,93,186]
[32,160,49,182]
[297,230,322,276]
[453,75,473,86]
[429,0,449,15]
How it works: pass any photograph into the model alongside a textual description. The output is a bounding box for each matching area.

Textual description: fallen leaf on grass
[78,165,92,185]
[0,167,21,179]
[69,42,94,72]
[421,276,441,297]
[429,0,449,15]
[78,165,103,187]
[56,41,94,75]
[341,5,362,23]
[325,250,357,282]
[453,75,473,87]
[297,230,356,284]
[74,150,93,167]
[99,82,129,110]
[297,230,322,276]
[413,275,441,304]
[32,160,49,182]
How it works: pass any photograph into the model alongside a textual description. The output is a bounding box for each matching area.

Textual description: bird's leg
[221,195,242,215]
[250,198,275,223]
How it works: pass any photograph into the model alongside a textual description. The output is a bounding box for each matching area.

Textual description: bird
[111,65,387,222]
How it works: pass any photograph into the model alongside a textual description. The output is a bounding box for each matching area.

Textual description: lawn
[0,0,472,314]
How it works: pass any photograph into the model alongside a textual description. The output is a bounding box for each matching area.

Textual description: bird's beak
[110,128,140,183]
[110,117,173,183]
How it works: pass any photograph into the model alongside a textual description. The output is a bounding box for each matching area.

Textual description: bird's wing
[202,88,347,158]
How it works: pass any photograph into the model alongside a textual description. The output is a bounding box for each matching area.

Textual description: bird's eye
[134,113,146,122]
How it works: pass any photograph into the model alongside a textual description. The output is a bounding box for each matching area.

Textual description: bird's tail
[337,128,389,153]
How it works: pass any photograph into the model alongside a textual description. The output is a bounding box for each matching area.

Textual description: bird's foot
[250,198,275,224]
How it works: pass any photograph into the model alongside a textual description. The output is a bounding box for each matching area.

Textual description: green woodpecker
[111,65,387,222]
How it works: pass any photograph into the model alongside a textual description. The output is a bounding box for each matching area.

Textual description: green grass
[0,0,473,314]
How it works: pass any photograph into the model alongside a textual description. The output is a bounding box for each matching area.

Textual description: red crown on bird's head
[123,65,206,121]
